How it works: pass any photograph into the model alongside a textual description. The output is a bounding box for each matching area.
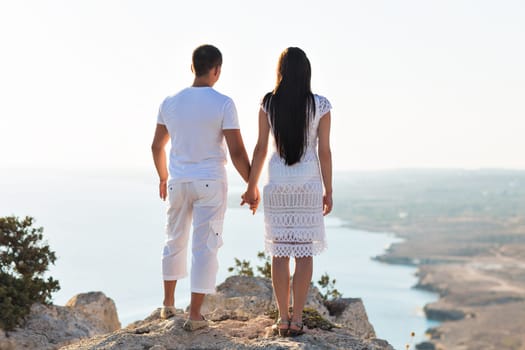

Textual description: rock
[325,298,376,339]
[148,346,166,350]
[424,303,465,321]
[201,276,274,321]
[0,292,120,350]
[202,276,376,338]
[66,292,121,332]
[61,313,393,350]
[416,341,436,350]
[61,276,393,350]
[425,327,442,340]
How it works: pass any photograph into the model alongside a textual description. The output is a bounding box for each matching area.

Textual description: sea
[0,168,439,350]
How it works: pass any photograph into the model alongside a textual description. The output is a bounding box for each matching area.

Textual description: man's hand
[159,180,168,201]
[241,187,260,215]
[151,124,170,201]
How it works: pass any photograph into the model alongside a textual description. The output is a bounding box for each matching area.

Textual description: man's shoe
[182,316,209,331]
[160,306,177,319]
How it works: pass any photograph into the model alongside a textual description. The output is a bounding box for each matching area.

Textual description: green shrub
[256,251,272,278]
[317,272,342,300]
[227,257,254,277]
[0,216,60,331]
[228,251,271,278]
[266,306,336,330]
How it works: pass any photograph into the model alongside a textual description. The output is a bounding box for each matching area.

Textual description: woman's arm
[244,107,270,205]
[318,111,333,215]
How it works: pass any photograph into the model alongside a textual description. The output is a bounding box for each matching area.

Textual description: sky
[1,0,524,171]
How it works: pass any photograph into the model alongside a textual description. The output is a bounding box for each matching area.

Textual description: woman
[243,47,333,336]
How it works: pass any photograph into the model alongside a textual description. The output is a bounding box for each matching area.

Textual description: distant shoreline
[332,169,525,349]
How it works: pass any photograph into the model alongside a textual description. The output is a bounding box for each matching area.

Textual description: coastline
[341,218,525,350]
[332,169,525,349]
[343,222,444,343]
[318,218,438,349]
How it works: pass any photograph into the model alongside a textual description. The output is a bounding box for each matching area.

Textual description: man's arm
[151,124,170,200]
[223,129,251,183]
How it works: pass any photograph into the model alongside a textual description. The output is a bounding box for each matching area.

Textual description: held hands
[240,187,260,215]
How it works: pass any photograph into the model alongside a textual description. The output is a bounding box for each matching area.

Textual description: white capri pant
[162,179,227,294]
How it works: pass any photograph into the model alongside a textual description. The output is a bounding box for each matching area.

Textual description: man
[151,44,255,331]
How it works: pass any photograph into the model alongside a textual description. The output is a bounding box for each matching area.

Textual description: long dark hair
[263,47,315,166]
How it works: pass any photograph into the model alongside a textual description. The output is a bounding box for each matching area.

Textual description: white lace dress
[262,94,332,257]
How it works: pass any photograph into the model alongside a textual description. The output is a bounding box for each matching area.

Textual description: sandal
[182,315,209,331]
[160,306,177,319]
[272,318,290,337]
[289,321,305,337]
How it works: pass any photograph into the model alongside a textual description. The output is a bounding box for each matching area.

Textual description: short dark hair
[192,44,222,77]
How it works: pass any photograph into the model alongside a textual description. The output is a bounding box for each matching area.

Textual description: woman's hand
[323,192,333,216]
[241,187,260,214]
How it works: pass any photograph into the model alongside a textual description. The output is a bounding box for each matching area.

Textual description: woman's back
[265,94,332,184]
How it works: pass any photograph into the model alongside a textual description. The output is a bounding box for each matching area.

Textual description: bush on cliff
[0,216,60,331]
[317,272,342,301]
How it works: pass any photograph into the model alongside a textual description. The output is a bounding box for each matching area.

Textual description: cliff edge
[1,276,393,350]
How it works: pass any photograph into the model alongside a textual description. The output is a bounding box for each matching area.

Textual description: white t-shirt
[157,87,240,182]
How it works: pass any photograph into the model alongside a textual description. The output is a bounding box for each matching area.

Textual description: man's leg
[163,280,177,307]
[188,292,206,320]
[188,180,227,321]
[162,182,192,312]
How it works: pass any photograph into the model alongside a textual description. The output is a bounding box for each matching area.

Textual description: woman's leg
[291,256,313,328]
[272,256,291,327]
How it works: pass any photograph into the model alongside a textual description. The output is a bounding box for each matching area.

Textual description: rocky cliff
[61,276,393,350]
[0,292,120,350]
[1,277,393,350]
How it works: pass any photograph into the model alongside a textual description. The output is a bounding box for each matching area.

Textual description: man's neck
[192,76,214,87]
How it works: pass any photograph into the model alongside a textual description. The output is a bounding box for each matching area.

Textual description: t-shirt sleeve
[156,100,166,125]
[222,98,240,130]
[318,95,332,117]
[260,92,273,114]
[260,97,267,114]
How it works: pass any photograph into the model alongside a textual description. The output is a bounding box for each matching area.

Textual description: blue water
[0,168,438,349]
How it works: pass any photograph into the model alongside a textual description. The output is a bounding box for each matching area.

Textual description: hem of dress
[265,245,327,258]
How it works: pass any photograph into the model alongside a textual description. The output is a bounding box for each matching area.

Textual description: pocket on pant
[193,180,224,207]
[167,182,184,206]
[207,220,224,251]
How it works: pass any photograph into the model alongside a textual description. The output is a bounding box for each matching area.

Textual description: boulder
[0,292,120,350]
[66,292,121,333]
[325,298,376,339]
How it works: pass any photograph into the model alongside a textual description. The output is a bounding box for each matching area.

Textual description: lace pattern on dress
[262,93,331,258]
[317,95,332,117]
